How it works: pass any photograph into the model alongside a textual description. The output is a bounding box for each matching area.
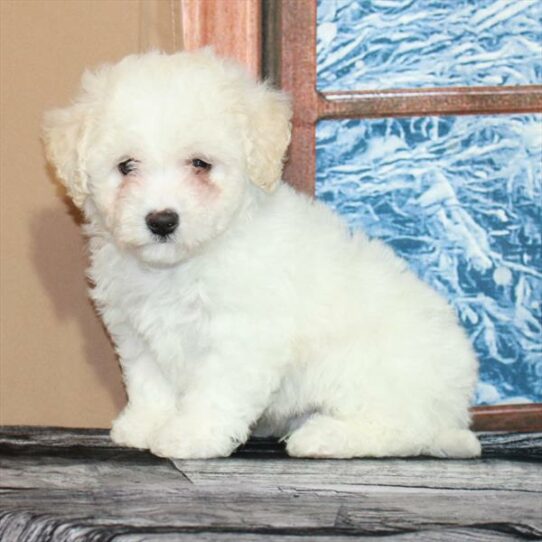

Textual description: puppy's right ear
[42,103,90,208]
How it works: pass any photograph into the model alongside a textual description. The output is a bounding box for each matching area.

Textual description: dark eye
[191,158,212,171]
[118,158,138,176]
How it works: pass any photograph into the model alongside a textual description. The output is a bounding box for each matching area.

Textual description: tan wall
[0,0,178,428]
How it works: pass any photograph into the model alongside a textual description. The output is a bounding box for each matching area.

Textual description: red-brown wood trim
[319,86,542,119]
[180,0,261,76]
[471,404,542,432]
[278,0,318,195]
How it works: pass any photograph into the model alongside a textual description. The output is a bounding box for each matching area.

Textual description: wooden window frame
[180,0,262,76]
[265,0,542,432]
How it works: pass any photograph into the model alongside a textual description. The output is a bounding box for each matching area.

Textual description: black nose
[145,210,179,237]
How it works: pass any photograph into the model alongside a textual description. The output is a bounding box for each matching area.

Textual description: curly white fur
[43,50,480,459]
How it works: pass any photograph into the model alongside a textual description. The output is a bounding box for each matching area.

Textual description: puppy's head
[43,50,291,266]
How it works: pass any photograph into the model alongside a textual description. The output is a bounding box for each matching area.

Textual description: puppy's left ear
[244,85,292,192]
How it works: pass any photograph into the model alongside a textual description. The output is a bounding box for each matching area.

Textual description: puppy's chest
[92,255,210,366]
[133,282,209,364]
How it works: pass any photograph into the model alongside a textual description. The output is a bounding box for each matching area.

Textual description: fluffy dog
[43,50,480,459]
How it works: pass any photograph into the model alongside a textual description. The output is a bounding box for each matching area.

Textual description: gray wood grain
[172,454,542,492]
[112,531,527,542]
[0,426,540,541]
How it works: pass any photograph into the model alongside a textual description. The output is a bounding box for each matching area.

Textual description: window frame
[265,0,542,432]
[178,0,262,76]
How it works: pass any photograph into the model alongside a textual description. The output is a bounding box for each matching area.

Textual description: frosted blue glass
[316,115,542,405]
[317,0,542,90]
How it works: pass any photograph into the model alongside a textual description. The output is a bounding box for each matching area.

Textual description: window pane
[316,114,542,405]
[317,0,542,90]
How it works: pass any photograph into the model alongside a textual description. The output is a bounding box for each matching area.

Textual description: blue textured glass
[316,115,542,405]
[317,0,542,90]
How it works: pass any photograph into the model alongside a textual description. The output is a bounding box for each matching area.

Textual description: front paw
[149,416,242,459]
[110,406,164,450]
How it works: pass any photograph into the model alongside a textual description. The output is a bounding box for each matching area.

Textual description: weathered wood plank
[0,426,117,450]
[112,530,526,542]
[0,427,540,541]
[172,457,542,493]
[1,486,540,539]
[0,514,528,542]
[0,455,189,491]
[1,426,540,459]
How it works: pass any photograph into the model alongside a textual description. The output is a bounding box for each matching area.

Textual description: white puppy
[43,50,480,459]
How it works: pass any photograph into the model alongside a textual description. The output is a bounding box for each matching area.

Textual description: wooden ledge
[471,403,542,432]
